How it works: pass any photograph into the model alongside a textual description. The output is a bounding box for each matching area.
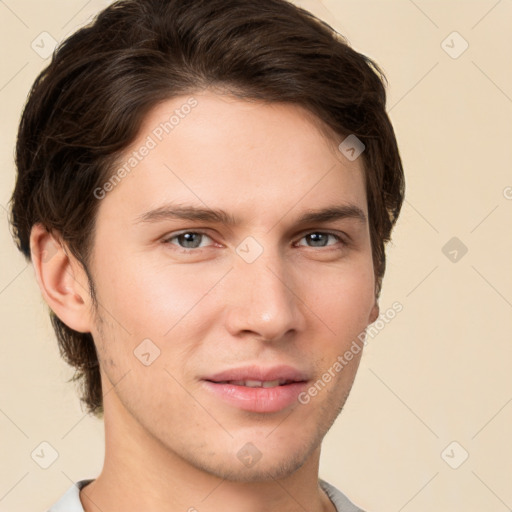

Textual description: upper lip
[203,365,309,383]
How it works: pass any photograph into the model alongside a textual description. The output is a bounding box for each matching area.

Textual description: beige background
[1,1,511,511]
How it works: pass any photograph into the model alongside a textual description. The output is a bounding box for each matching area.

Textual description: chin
[181,433,320,483]
[199,452,311,483]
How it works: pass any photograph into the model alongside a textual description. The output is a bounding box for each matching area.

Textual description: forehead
[97,90,367,224]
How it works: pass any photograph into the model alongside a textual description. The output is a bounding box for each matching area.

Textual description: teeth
[262,379,281,388]
[228,379,284,388]
[243,380,265,388]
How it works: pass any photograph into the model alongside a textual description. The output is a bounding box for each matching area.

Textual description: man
[10,0,404,510]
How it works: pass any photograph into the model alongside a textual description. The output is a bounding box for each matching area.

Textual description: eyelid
[162,229,216,246]
[162,229,348,250]
[294,230,348,247]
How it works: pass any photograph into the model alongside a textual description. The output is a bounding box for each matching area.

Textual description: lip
[201,365,310,413]
[203,364,309,383]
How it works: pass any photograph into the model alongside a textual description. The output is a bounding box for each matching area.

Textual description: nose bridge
[225,240,304,340]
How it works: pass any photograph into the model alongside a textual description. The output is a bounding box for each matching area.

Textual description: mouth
[203,364,309,384]
[206,378,301,388]
[201,365,309,413]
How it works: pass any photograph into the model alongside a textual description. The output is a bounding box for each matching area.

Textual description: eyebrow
[135,203,367,227]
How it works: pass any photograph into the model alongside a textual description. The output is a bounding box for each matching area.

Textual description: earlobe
[30,224,92,333]
[369,301,379,324]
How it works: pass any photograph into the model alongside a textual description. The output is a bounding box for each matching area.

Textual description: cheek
[92,248,229,337]
[299,264,373,399]
[300,258,376,334]
[293,258,375,390]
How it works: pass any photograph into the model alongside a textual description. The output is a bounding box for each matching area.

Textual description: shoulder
[319,478,367,512]
[46,479,94,512]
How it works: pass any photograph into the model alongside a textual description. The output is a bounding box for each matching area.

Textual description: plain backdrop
[1,1,511,511]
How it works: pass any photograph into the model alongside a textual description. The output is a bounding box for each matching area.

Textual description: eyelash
[162,230,347,252]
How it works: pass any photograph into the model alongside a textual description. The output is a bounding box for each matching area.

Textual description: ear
[368,301,379,324]
[30,223,94,333]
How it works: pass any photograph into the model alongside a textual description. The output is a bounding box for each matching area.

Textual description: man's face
[86,91,378,481]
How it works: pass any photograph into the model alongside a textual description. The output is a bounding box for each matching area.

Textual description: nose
[224,247,306,342]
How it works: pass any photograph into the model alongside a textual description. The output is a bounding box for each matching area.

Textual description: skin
[31,90,379,512]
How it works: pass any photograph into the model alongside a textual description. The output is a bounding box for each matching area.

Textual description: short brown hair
[10,0,405,417]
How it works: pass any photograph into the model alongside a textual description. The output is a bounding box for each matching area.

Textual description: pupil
[309,233,327,247]
[180,233,201,248]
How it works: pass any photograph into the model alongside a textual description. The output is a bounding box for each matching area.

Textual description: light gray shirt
[47,478,366,512]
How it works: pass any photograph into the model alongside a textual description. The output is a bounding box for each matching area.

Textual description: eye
[296,231,345,248]
[164,231,214,250]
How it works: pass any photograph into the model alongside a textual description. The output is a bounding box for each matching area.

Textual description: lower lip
[201,380,308,413]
